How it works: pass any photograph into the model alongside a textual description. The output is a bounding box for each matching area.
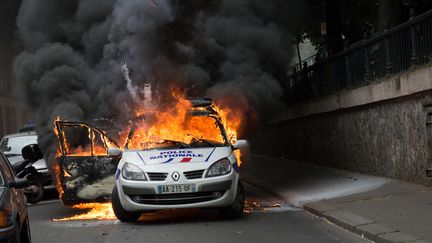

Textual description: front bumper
[117,170,239,211]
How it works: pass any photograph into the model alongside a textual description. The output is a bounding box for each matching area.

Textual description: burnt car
[54,121,121,205]
[0,152,31,243]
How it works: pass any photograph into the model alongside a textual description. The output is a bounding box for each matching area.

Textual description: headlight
[0,211,12,227]
[122,163,147,181]
[206,158,232,177]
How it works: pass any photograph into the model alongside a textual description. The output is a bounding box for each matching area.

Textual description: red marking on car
[180,158,192,163]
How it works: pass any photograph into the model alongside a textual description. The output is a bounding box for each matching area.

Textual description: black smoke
[14,0,310,159]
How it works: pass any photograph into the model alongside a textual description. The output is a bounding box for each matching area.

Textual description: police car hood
[123,147,232,165]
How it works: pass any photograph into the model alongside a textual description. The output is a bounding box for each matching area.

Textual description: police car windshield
[131,116,228,150]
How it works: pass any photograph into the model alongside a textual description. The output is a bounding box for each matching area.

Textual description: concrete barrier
[252,65,432,186]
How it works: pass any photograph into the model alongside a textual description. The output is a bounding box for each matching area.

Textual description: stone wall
[252,68,432,186]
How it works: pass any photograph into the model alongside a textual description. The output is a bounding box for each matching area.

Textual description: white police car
[109,100,247,222]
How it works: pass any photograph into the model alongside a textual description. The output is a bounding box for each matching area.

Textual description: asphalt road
[27,185,368,243]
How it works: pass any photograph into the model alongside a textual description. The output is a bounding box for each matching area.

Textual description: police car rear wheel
[112,185,141,222]
[220,183,244,219]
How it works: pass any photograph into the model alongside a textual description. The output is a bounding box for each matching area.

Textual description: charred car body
[54,121,121,205]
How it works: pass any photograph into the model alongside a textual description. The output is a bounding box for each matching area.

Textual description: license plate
[157,184,196,194]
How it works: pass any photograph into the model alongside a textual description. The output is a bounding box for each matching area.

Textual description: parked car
[0,152,31,243]
[0,132,52,188]
[12,144,46,204]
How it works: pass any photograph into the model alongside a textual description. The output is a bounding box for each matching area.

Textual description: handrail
[295,8,432,69]
[286,8,432,103]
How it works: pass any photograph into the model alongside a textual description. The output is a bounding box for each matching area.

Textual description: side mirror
[21,144,43,162]
[0,145,11,152]
[8,178,30,189]
[232,140,248,150]
[108,148,122,157]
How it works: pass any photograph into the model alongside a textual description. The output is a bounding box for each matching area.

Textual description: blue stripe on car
[205,148,216,162]
[163,158,174,163]
[136,152,145,164]
[115,169,121,180]
[233,161,239,173]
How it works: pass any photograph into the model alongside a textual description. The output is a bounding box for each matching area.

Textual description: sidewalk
[241,155,432,243]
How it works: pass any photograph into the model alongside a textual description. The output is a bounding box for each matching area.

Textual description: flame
[123,92,244,167]
[213,104,244,166]
[52,158,64,199]
[55,125,111,157]
[54,91,243,160]
[53,203,115,221]
[126,98,223,148]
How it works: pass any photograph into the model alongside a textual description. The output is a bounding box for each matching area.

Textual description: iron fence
[285,8,432,103]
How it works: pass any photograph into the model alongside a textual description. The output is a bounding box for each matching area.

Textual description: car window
[3,135,38,154]
[129,116,227,149]
[92,129,106,156]
[55,122,119,156]
[0,154,13,184]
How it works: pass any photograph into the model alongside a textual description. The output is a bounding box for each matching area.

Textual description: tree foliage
[303,0,432,52]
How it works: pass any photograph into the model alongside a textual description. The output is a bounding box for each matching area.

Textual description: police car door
[54,121,121,205]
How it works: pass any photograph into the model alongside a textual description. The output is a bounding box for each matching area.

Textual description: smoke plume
[14,0,310,158]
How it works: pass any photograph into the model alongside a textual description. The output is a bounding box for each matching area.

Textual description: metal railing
[285,8,432,103]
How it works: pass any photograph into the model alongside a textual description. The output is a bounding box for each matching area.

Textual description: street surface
[28,184,368,243]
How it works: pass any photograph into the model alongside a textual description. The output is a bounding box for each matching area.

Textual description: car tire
[26,178,44,205]
[112,185,141,222]
[21,218,31,243]
[219,182,244,219]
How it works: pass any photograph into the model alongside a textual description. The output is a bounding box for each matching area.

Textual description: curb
[241,172,427,243]
[303,202,426,243]
[240,173,287,202]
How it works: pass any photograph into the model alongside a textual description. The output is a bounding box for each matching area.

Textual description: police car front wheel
[112,185,141,222]
[219,183,244,219]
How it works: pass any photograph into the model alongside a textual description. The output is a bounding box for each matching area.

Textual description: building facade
[0,0,29,138]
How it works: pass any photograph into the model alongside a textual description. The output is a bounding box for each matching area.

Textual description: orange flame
[52,161,64,199]
[120,93,244,165]
[53,203,115,221]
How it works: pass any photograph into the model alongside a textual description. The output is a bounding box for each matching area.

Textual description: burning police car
[54,98,247,220]
[110,99,247,221]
